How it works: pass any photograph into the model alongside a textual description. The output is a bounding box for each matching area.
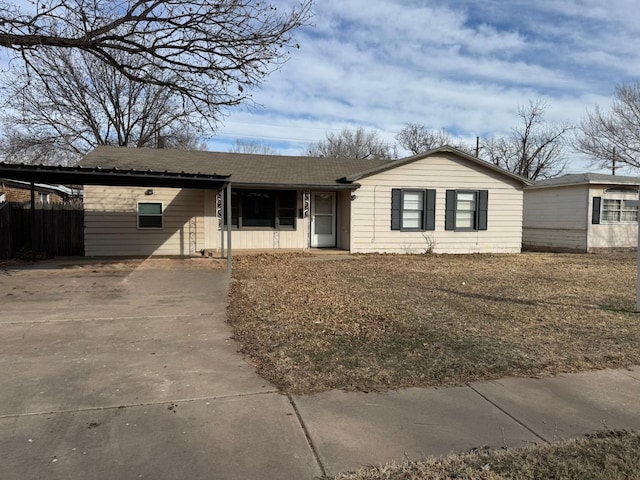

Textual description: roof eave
[232,182,360,190]
[343,146,532,185]
[0,163,231,189]
[526,180,640,190]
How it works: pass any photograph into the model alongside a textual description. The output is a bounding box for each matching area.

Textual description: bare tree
[305,127,396,159]
[481,100,571,181]
[0,0,312,119]
[229,139,279,155]
[0,47,205,165]
[574,82,640,171]
[396,124,455,154]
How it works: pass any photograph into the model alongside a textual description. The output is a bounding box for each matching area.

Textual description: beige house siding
[522,185,588,251]
[338,190,351,250]
[225,227,308,250]
[587,187,638,250]
[350,153,524,254]
[84,186,206,257]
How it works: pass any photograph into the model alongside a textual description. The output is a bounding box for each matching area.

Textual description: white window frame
[401,189,425,231]
[137,201,164,229]
[601,197,638,223]
[454,191,477,230]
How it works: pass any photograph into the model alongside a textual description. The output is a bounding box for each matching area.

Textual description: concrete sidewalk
[1,258,640,479]
[293,366,640,477]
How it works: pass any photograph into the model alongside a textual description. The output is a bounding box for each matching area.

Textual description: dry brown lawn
[331,430,640,480]
[228,251,640,395]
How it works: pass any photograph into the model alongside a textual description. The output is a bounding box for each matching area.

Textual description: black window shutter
[477,190,488,231]
[391,189,401,230]
[425,189,436,231]
[592,197,601,224]
[445,190,455,230]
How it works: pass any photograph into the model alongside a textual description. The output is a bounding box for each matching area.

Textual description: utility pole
[475,136,480,157]
[612,147,617,175]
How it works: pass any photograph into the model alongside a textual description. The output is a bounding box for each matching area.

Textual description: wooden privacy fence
[0,202,84,259]
[0,203,10,258]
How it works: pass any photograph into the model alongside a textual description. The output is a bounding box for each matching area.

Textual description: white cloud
[209,0,640,173]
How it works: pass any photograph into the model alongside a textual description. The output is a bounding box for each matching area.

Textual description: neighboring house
[523,173,640,252]
[79,145,530,257]
[0,178,82,205]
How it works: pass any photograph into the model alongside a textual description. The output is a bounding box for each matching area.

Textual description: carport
[0,162,233,274]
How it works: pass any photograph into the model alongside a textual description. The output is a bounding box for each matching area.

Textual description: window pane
[139,216,162,228]
[138,203,162,215]
[456,211,474,229]
[279,209,295,227]
[456,193,475,210]
[403,191,423,210]
[455,192,476,229]
[314,194,333,215]
[243,191,275,227]
[278,191,297,227]
[603,199,620,209]
[602,210,620,222]
[315,215,333,234]
[402,211,422,229]
[621,210,638,222]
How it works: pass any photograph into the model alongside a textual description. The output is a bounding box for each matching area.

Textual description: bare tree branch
[229,139,278,154]
[305,127,396,159]
[0,0,313,120]
[482,100,572,181]
[0,47,205,165]
[574,81,640,171]
[396,124,454,154]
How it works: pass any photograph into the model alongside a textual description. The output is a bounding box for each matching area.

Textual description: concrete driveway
[0,258,321,480]
[3,258,640,479]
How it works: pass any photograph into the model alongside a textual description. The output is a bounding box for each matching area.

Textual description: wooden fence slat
[0,202,84,259]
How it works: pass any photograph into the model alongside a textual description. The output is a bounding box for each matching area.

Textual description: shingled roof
[81,146,393,189]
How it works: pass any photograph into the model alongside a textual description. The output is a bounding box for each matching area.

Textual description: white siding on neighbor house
[587,187,638,249]
[84,186,206,257]
[522,185,588,251]
[522,227,587,251]
[350,153,524,254]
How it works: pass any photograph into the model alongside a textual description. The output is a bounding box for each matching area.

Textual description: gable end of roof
[341,145,532,185]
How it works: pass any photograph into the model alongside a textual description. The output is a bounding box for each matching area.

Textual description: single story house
[79,145,530,257]
[0,178,82,205]
[523,173,640,252]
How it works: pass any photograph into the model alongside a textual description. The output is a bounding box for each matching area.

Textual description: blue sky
[207,0,640,172]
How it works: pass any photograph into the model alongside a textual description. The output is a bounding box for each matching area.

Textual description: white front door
[311,192,336,248]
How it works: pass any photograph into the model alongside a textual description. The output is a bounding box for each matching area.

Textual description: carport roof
[0,162,230,189]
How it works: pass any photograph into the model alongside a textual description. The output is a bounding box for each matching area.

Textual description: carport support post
[226,181,232,277]
[220,189,225,259]
[30,181,35,262]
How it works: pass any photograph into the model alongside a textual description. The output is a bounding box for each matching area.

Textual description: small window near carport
[138,202,163,229]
